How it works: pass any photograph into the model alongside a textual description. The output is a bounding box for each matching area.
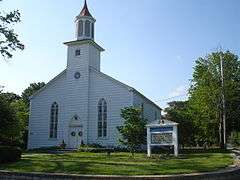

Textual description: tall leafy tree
[0,93,22,144]
[0,0,24,59]
[11,99,29,148]
[1,92,21,103]
[21,82,45,107]
[118,107,147,156]
[189,51,240,148]
[164,101,194,147]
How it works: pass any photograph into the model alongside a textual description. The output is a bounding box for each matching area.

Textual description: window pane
[98,130,102,137]
[103,122,107,137]
[75,49,81,56]
[103,129,107,137]
[78,20,83,36]
[50,102,58,139]
[85,20,90,37]
[91,23,94,38]
[97,99,107,138]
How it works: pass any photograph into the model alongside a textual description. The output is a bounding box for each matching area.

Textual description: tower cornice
[63,39,105,52]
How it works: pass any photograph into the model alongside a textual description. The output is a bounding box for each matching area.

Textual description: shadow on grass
[0,152,233,175]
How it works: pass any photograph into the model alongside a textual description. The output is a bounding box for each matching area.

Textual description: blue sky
[0,0,240,108]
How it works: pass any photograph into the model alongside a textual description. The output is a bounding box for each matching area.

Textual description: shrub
[29,146,62,152]
[80,143,103,149]
[60,140,67,149]
[0,146,22,163]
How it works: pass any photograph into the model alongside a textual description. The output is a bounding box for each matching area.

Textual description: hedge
[0,146,22,163]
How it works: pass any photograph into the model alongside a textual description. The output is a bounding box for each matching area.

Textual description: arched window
[91,23,94,39]
[78,20,83,37]
[98,98,107,138]
[85,20,90,37]
[50,102,58,138]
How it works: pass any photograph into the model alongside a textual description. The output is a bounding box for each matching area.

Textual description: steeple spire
[80,0,93,17]
[75,0,95,41]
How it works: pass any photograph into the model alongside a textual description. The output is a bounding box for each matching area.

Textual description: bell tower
[64,0,104,146]
[75,0,95,41]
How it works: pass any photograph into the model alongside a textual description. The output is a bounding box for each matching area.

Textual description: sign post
[147,120,178,157]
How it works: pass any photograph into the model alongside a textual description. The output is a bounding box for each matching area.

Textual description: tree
[1,92,21,103]
[0,93,22,144]
[117,107,147,156]
[189,51,240,148]
[0,85,3,92]
[0,0,24,59]
[21,82,45,107]
[164,101,195,147]
[11,100,29,148]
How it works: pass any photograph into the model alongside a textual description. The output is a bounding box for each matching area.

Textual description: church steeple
[80,0,93,17]
[75,0,95,41]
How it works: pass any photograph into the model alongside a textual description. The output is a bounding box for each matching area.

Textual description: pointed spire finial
[80,0,93,17]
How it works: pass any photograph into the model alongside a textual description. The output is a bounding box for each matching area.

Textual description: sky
[0,0,240,108]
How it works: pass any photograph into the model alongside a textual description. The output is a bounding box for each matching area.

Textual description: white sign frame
[147,121,178,157]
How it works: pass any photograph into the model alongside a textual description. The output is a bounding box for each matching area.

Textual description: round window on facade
[78,131,83,137]
[74,72,81,79]
[71,132,76,137]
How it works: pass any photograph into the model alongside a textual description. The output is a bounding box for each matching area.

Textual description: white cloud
[168,85,188,98]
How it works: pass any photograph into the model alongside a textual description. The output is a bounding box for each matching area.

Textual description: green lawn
[0,152,233,175]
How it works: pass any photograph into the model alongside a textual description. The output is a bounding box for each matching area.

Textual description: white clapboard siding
[28,71,67,149]
[133,92,162,124]
[88,67,133,147]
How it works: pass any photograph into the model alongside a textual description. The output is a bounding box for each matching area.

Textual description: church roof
[90,67,162,111]
[80,0,93,17]
[30,67,162,111]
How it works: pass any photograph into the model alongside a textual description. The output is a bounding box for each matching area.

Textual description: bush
[180,147,229,154]
[79,143,103,149]
[0,146,22,163]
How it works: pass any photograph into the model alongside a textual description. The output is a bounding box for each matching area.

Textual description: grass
[0,152,234,175]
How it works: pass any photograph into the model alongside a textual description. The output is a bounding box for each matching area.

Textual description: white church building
[28,0,162,149]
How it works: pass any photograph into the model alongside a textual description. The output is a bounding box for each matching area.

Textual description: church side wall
[28,73,67,149]
[89,45,100,71]
[88,70,133,147]
[133,93,161,124]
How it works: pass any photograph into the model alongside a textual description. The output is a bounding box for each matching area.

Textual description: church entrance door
[69,127,83,149]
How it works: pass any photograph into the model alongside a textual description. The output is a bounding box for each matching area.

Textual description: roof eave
[63,40,105,52]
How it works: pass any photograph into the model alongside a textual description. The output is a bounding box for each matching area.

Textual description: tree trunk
[219,117,225,149]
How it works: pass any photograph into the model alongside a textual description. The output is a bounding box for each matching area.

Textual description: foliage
[11,100,29,148]
[0,0,24,59]
[117,107,147,156]
[21,82,45,108]
[0,92,20,103]
[164,101,195,147]
[188,51,240,147]
[0,146,22,163]
[0,93,22,144]
[0,152,233,175]
[164,51,240,148]
[0,82,45,148]
[60,140,67,149]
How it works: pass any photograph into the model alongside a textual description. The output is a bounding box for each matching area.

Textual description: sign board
[151,133,173,144]
[147,120,178,157]
[150,127,173,133]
